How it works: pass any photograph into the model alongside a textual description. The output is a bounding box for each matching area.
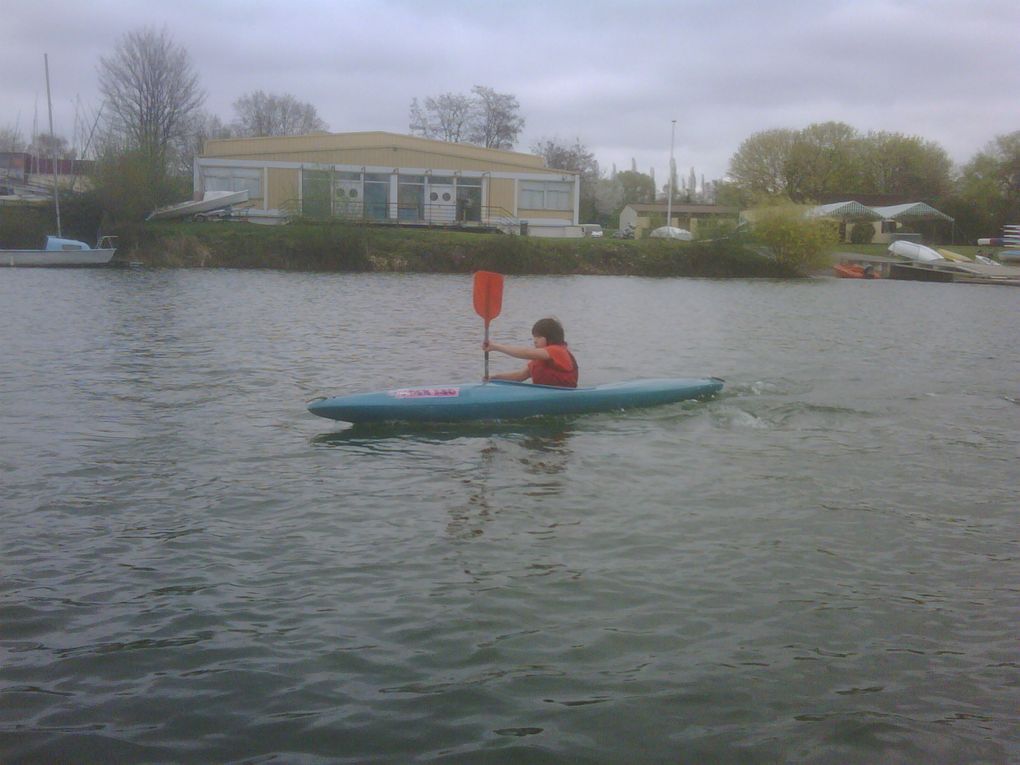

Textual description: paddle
[473,271,504,381]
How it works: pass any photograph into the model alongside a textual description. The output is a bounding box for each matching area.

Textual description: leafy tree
[232,91,327,137]
[91,147,189,222]
[409,86,524,149]
[953,130,1020,237]
[859,131,953,199]
[615,170,655,206]
[785,121,861,202]
[727,128,797,197]
[98,26,204,177]
[594,177,624,223]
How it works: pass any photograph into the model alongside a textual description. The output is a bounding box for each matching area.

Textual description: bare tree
[98,26,204,173]
[469,86,524,149]
[409,93,475,143]
[30,132,73,160]
[0,125,26,152]
[409,86,524,148]
[232,91,327,137]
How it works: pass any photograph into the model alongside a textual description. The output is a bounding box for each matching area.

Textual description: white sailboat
[1,54,116,267]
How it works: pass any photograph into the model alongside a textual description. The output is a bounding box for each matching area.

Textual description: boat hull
[308,378,724,423]
[3,248,116,267]
[146,190,250,221]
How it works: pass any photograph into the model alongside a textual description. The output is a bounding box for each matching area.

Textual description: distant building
[0,151,93,198]
[195,131,582,236]
[619,203,739,238]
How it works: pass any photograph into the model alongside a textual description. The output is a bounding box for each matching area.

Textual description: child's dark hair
[532,317,565,345]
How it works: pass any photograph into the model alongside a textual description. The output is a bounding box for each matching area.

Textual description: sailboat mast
[666,120,676,232]
[44,53,62,237]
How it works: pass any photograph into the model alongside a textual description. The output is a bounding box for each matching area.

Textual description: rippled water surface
[1,269,1018,764]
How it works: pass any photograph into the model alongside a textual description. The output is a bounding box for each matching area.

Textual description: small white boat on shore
[146,190,250,221]
[3,236,117,267]
[649,225,693,240]
[888,240,944,262]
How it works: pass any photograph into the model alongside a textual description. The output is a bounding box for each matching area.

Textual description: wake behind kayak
[307,378,723,424]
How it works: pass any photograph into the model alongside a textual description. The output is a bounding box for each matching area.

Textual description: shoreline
[105,221,802,278]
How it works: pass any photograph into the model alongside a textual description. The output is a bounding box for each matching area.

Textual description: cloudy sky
[4,0,1019,184]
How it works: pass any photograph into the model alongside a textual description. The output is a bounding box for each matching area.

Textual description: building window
[204,168,261,197]
[519,181,571,210]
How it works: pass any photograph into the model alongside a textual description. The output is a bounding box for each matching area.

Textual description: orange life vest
[528,344,578,388]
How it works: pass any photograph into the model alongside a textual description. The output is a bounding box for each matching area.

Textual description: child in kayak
[483,317,579,387]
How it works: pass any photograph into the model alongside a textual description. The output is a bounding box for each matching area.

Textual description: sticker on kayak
[390,387,461,399]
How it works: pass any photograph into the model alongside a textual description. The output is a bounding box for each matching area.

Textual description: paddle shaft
[484,321,490,380]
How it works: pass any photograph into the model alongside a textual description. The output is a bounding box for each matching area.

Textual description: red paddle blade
[473,271,504,323]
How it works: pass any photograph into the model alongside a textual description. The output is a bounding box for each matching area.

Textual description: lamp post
[666,119,676,233]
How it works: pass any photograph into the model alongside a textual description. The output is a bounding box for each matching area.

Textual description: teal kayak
[307,377,723,423]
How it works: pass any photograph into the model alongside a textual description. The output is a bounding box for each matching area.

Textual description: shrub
[751,204,838,272]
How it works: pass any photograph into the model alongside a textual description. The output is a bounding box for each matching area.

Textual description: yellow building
[195,131,581,236]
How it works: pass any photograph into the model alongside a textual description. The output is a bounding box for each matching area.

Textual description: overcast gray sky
[4,0,1018,184]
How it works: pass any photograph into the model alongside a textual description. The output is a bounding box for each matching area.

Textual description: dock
[835,253,1020,287]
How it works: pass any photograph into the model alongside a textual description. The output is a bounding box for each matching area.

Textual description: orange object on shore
[834,263,879,279]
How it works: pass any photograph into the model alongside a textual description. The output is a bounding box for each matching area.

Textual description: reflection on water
[312,418,576,540]
[2,270,1018,764]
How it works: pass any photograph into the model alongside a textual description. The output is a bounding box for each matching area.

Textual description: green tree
[615,170,655,206]
[727,128,797,197]
[953,130,1020,236]
[785,121,861,202]
[859,132,953,199]
[91,148,189,222]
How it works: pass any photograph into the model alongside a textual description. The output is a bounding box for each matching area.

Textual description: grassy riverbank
[102,220,799,278]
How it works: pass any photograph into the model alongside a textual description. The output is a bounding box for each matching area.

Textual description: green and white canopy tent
[869,203,954,223]
[809,201,954,222]
[809,200,956,240]
[807,201,885,220]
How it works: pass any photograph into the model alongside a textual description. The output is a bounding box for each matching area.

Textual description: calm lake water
[1,268,1017,764]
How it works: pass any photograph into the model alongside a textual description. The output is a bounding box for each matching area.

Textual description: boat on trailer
[146,190,250,221]
[308,377,724,424]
